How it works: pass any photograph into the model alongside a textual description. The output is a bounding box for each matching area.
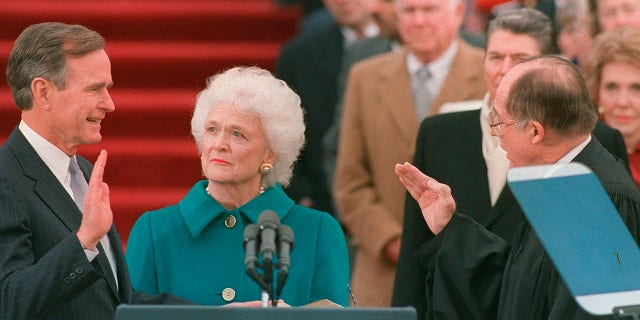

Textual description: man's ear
[31,77,52,110]
[530,120,545,144]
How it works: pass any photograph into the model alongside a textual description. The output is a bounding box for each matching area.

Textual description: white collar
[19,120,74,189]
[341,23,379,48]
[405,40,458,77]
[557,135,592,164]
[544,135,592,178]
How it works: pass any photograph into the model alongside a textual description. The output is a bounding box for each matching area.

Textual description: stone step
[0,0,300,43]
[0,40,285,89]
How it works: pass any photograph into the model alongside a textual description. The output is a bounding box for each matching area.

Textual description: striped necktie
[69,157,88,209]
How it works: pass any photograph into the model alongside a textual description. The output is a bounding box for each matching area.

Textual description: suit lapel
[10,129,121,301]
[377,49,419,145]
[487,186,516,224]
[450,111,492,216]
[10,129,83,232]
[95,241,120,301]
[107,225,131,302]
[430,40,485,115]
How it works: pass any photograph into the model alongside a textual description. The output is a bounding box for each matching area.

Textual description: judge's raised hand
[395,162,456,235]
[76,150,113,250]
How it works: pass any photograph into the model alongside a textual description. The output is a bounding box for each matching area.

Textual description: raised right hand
[395,162,456,235]
[76,149,112,250]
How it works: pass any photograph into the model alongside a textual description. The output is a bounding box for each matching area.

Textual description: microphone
[258,210,280,298]
[258,210,280,268]
[275,224,294,297]
[243,224,261,284]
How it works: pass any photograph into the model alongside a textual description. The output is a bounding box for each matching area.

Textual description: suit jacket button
[221,288,236,302]
[63,277,71,284]
[75,268,83,275]
[224,215,237,229]
[69,273,77,280]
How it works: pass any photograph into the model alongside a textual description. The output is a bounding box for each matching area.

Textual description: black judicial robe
[416,138,640,320]
[392,110,629,320]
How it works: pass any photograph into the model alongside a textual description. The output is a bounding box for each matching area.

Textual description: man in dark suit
[322,0,400,193]
[394,55,640,319]
[275,0,376,215]
[0,22,186,320]
[392,9,628,320]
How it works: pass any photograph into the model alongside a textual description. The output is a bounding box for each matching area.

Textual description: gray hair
[191,66,305,188]
[556,0,597,37]
[486,8,556,54]
[6,22,105,110]
[506,55,597,136]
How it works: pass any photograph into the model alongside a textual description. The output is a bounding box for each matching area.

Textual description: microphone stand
[244,211,294,308]
[244,223,272,307]
[260,289,269,308]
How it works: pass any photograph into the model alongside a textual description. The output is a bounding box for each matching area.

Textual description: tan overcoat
[334,40,486,307]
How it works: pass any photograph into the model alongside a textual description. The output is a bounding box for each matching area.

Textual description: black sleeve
[392,122,433,319]
[424,213,509,320]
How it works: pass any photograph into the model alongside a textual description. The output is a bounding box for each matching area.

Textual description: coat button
[69,273,77,280]
[224,215,237,228]
[63,277,71,284]
[75,268,83,275]
[221,288,236,302]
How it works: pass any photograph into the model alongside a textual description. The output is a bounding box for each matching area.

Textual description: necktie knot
[416,66,431,82]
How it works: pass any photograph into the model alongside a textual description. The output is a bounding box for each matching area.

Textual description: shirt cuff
[84,247,99,262]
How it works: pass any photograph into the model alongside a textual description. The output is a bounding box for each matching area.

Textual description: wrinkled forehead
[598,0,640,10]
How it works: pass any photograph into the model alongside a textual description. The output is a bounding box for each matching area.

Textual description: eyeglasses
[487,109,518,136]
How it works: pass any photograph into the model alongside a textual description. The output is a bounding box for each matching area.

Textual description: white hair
[191,66,305,188]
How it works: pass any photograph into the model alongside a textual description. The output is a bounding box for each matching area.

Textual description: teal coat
[126,181,350,306]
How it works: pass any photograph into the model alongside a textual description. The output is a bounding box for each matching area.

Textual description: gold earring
[259,163,273,175]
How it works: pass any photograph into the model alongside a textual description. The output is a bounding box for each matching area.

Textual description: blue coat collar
[179,181,295,237]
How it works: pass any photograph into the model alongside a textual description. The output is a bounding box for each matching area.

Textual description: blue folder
[507,163,640,315]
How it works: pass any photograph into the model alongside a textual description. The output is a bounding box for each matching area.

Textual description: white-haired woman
[126,66,350,306]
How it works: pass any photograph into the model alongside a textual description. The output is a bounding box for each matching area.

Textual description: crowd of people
[2,0,640,319]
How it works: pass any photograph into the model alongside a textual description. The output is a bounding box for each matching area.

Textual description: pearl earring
[259,163,273,175]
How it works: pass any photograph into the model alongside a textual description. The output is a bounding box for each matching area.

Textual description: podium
[114,305,417,320]
[507,163,640,318]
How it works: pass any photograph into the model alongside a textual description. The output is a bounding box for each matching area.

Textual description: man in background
[323,0,401,195]
[591,0,640,31]
[334,0,486,306]
[276,0,377,215]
